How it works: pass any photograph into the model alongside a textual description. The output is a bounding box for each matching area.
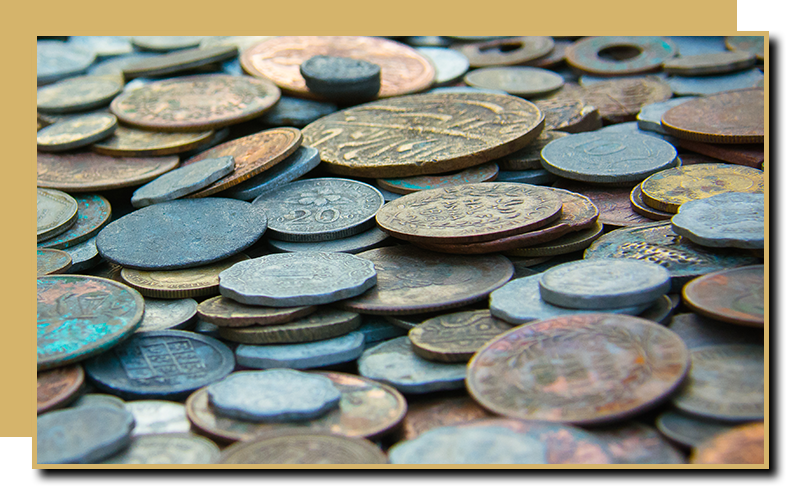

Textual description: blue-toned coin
[84,330,235,400]
[236,331,365,370]
[664,52,756,76]
[225,146,320,201]
[37,76,123,113]
[38,194,112,250]
[37,406,134,464]
[496,169,555,185]
[68,36,133,58]
[131,156,235,208]
[65,237,101,273]
[135,298,197,332]
[266,226,390,254]
[637,98,697,134]
[100,433,220,464]
[88,53,162,81]
[260,97,338,128]
[667,36,728,56]
[671,193,764,249]
[667,68,764,96]
[586,422,685,464]
[655,410,738,448]
[300,55,382,101]
[351,316,406,346]
[70,393,126,411]
[38,41,96,85]
[667,313,763,349]
[416,47,470,85]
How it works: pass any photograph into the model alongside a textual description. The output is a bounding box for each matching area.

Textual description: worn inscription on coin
[409,310,512,362]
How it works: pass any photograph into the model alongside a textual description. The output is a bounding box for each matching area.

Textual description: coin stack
[37,35,765,466]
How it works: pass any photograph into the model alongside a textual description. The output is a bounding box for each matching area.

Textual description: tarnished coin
[664,52,756,76]
[661,89,764,143]
[691,422,764,464]
[84,330,235,400]
[37,365,84,414]
[417,47,470,85]
[241,36,435,99]
[586,422,685,464]
[408,310,512,362]
[126,400,191,436]
[299,55,382,101]
[630,183,673,220]
[92,126,215,158]
[101,433,220,464]
[122,45,238,79]
[110,75,281,131]
[37,113,118,152]
[377,162,499,195]
[37,275,144,370]
[500,131,570,171]
[236,331,364,370]
[637,98,697,134]
[503,221,604,257]
[456,36,555,67]
[553,179,655,227]
[131,156,235,208]
[39,194,112,250]
[667,68,764,96]
[677,139,764,170]
[135,298,197,332]
[398,396,492,442]
[464,67,564,97]
[302,92,544,178]
[672,193,764,249]
[261,96,337,128]
[38,151,179,192]
[266,226,390,255]
[37,188,78,242]
[223,146,321,201]
[467,314,690,425]
[219,308,360,345]
[68,36,133,58]
[338,246,514,315]
[637,295,675,325]
[37,249,72,276]
[533,86,603,133]
[197,295,315,328]
[565,36,677,75]
[668,313,763,349]
[581,77,673,122]
[37,76,122,113]
[682,266,764,328]
[131,36,205,52]
[120,254,249,299]
[725,36,765,61]
[71,393,126,411]
[37,41,96,85]
[37,407,134,464]
[655,410,737,448]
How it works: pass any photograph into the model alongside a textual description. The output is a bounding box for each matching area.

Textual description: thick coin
[408,310,512,362]
[630,183,673,220]
[122,45,238,79]
[100,433,220,464]
[37,41,95,85]
[38,151,179,192]
[417,47,469,85]
[37,407,134,464]
[130,36,205,52]
[241,36,434,99]
[37,365,84,414]
[236,331,364,370]
[691,422,764,464]
[533,86,603,133]
[655,410,737,448]
[553,179,653,227]
[218,307,360,345]
[672,193,764,249]
[668,312,763,349]
[37,113,118,152]
[302,92,544,178]
[661,89,764,143]
[500,131,570,171]
[353,317,406,345]
[338,246,514,315]
[503,220,604,257]
[456,36,555,67]
[683,266,764,328]
[197,295,316,328]
[119,254,249,299]
[91,126,215,157]
[565,36,677,75]
[664,52,756,76]
[135,298,197,332]
[581,76,673,122]
[37,249,72,276]
[223,146,321,201]
[586,422,685,464]
[300,55,382,101]
[38,194,112,250]
[37,76,122,113]
[467,314,690,425]
[131,156,235,208]
[377,162,499,195]
[398,396,492,442]
[464,67,564,97]
[266,226,391,255]
[667,68,764,96]
[725,36,765,61]
[37,188,78,242]
[110,75,281,131]
[126,400,192,436]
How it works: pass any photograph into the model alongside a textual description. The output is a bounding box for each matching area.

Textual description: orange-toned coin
[691,422,765,464]
[37,365,85,414]
[682,265,764,328]
[397,396,494,442]
[661,89,764,144]
[37,152,179,192]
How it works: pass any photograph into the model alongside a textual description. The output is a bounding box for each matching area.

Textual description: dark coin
[37,407,134,464]
[300,55,382,101]
[408,310,512,362]
[260,96,338,128]
[668,313,763,349]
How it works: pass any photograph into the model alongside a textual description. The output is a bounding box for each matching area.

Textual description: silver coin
[100,433,220,464]
[65,236,101,273]
[226,146,321,201]
[636,98,696,134]
[37,188,78,242]
[135,298,198,332]
[235,331,365,370]
[125,400,192,436]
[417,47,470,85]
[266,226,391,254]
[37,406,133,464]
[131,156,235,208]
[69,36,134,58]
[37,41,96,85]
[671,193,764,249]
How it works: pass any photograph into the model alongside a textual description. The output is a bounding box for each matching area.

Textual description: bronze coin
[682,266,764,328]
[338,245,514,316]
[582,76,673,122]
[376,162,499,195]
[182,128,302,198]
[302,92,545,178]
[398,396,493,442]
[196,296,317,328]
[187,371,407,443]
[37,248,72,276]
[456,36,555,67]
[37,365,85,414]
[466,314,690,425]
[661,89,764,144]
[630,183,673,221]
[565,36,678,76]
[110,74,281,132]
[119,254,249,299]
[217,308,360,345]
[408,310,512,362]
[504,221,604,257]
[553,179,653,227]
[586,422,686,464]
[677,139,764,169]
[241,36,435,99]
[91,126,215,157]
[690,422,765,464]
[533,84,603,132]
[37,152,179,192]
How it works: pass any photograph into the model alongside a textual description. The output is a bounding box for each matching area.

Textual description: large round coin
[38,194,111,250]
[464,67,564,97]
[37,151,179,192]
[37,275,144,370]
[197,296,316,328]
[218,430,387,464]
[37,113,118,152]
[241,36,435,99]
[37,407,134,464]
[96,199,267,270]
[408,310,512,362]
[581,77,673,122]
[565,36,677,75]
[671,192,764,249]
[37,41,95,85]
[682,266,764,328]
[302,92,544,178]
[110,75,281,131]
[466,314,690,425]
[37,76,122,113]
[661,89,764,143]
[37,188,78,242]
[91,126,215,157]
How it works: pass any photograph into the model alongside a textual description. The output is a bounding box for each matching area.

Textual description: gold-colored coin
[218,308,360,344]
[196,295,317,328]
[119,254,249,298]
[408,310,512,362]
[640,163,764,213]
[629,183,673,221]
[91,126,215,157]
[505,221,604,257]
[690,422,764,464]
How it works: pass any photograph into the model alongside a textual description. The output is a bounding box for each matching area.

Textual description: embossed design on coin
[671,193,764,249]
[38,365,84,414]
[37,188,78,242]
[691,422,764,464]
[408,310,511,362]
[218,430,387,464]
[682,265,764,328]
[38,152,179,192]
[581,77,673,122]
[661,89,764,143]
[533,86,602,133]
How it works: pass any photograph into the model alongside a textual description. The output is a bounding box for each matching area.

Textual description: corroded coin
[553,179,653,227]
[377,162,499,195]
[126,400,192,436]
[466,314,690,425]
[581,77,673,122]
[38,194,112,250]
[691,422,764,464]
[682,266,764,328]
[37,76,122,113]
[503,221,604,257]
[218,308,360,345]
[661,89,764,143]
[37,249,72,276]
[565,36,678,75]
[672,193,764,249]
[37,188,78,242]
[37,365,84,414]
[37,113,118,152]
[197,295,316,328]
[586,422,685,464]
[37,151,179,192]
[532,86,603,133]
[338,246,514,315]
[398,396,493,442]
[110,75,281,132]
[408,310,512,362]
[131,36,205,52]
[135,298,197,332]
[664,52,756,76]
[122,45,238,79]
[630,183,673,220]
[91,126,215,157]
[131,156,235,208]
[235,331,364,370]
[100,433,220,464]
[241,36,435,99]
[655,410,737,448]
[456,36,555,67]
[464,67,564,97]
[302,92,544,178]
[224,145,321,201]
[37,275,144,370]
[37,407,134,464]
[725,36,765,61]
[119,254,249,299]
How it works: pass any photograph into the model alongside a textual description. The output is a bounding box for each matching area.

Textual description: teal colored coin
[496,169,555,185]
[38,194,112,250]
[351,316,405,346]
[260,97,338,128]
[37,406,134,464]
[65,237,101,273]
[235,331,365,370]
[668,36,727,56]
[667,68,764,96]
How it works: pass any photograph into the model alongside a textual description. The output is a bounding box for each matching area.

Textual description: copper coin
[187,371,407,443]
[408,310,512,362]
[376,183,562,245]
[37,365,85,414]
[682,266,764,328]
[119,254,249,299]
[725,36,765,61]
[589,422,686,465]
[110,75,281,132]
[338,245,514,316]
[37,248,72,276]
[37,152,179,192]
[181,128,302,198]
[533,84,603,132]
[398,396,493,442]
[581,76,673,122]
[504,221,604,257]
[196,296,317,328]
[376,162,499,195]
[630,183,673,221]
[466,314,690,425]
[565,36,678,76]
[553,179,653,227]
[677,139,764,169]
[690,422,765,464]
[241,36,435,99]
[217,308,360,345]
[91,126,215,157]
[661,89,764,144]
[456,36,555,67]
[302,92,545,178]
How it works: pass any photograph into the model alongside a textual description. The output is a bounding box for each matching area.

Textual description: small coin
[398,396,492,442]
[266,226,391,255]
[456,36,555,67]
[122,45,238,79]
[131,36,205,52]
[218,307,360,345]
[655,410,738,448]
[671,193,764,249]
[38,151,179,192]
[664,52,756,76]
[682,266,764,328]
[408,310,512,362]
[581,76,673,122]
[100,433,220,464]
[37,365,85,414]
[532,86,603,133]
[38,194,112,250]
[135,298,197,332]
[503,220,604,257]
[725,36,765,61]
[565,36,678,75]
[120,254,249,299]
[37,76,123,113]
[37,113,118,152]
[37,407,134,464]
[37,188,78,242]
[377,162,499,195]
[197,295,316,328]
[300,55,382,101]
[661,88,764,143]
[690,422,764,464]
[126,400,192,436]
[37,41,96,85]
[553,179,656,227]
[500,131,570,171]
[586,422,685,464]
[223,146,321,201]
[91,126,215,157]
[37,249,72,276]
[131,156,235,208]
[630,183,673,220]
[464,67,564,97]
[416,47,470,85]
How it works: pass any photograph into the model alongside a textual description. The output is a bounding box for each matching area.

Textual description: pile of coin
[37,35,765,466]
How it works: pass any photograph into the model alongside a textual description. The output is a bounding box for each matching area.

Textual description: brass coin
[37,188,78,242]
[376,162,499,195]
[37,75,123,113]
[37,113,118,152]
[398,396,493,442]
[565,36,678,76]
[661,89,764,144]
[376,183,562,244]
[338,245,514,316]
[682,266,764,328]
[241,36,435,99]
[409,310,512,362]
[182,128,302,198]
[533,85,603,133]
[37,365,85,414]
[302,92,545,178]
[456,36,555,67]
[196,295,317,328]
[630,182,673,220]
[581,76,673,122]
[119,254,249,299]
[38,151,179,192]
[187,371,407,443]
[467,314,690,425]
[504,221,604,257]
[554,179,658,227]
[640,163,764,213]
[122,45,239,79]
[218,308,360,345]
[37,249,72,276]
[91,126,215,157]
[690,422,765,464]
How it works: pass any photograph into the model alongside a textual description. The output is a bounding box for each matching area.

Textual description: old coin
[37,41,95,85]
[37,249,72,276]
[242,36,434,99]
[672,193,764,249]
[691,422,764,464]
[236,331,364,370]
[37,406,134,464]
[661,88,764,143]
[218,307,360,345]
[38,151,179,192]
[655,410,737,448]
[667,68,764,96]
[302,92,544,178]
[223,146,321,201]
[637,295,675,325]
[456,36,554,67]
[126,400,192,436]
[197,295,316,328]
[84,330,235,400]
[581,76,673,122]
[37,365,85,414]
[500,131,570,171]
[91,126,215,157]
[664,52,756,76]
[636,97,697,134]
[553,179,655,227]
[131,36,205,52]
[408,310,511,362]
[596,120,680,148]
[464,67,564,97]
[565,36,677,75]
[37,275,144,370]
[97,199,267,270]
[68,36,133,58]
[253,178,383,242]
[119,254,249,299]
[122,45,238,79]
[100,433,220,464]
[672,344,764,421]
[677,139,764,169]
[266,226,390,255]
[533,86,603,133]
[110,75,281,131]
[668,312,763,349]
[299,55,382,101]
[87,53,161,81]
[71,394,126,411]
[725,36,765,61]
[37,113,118,152]
[130,156,235,208]
[495,168,555,186]
[630,183,673,220]
[377,162,499,195]
[39,194,111,250]
[682,266,764,328]
[531,38,571,68]
[417,47,470,85]
[398,396,492,442]
[338,246,514,315]
[37,76,123,113]
[503,220,604,257]
[135,298,197,332]
[354,317,406,346]
[586,422,685,464]
[37,188,78,242]
[261,96,337,128]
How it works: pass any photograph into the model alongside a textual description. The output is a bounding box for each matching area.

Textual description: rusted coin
[725,36,765,61]
[338,245,514,316]
[504,221,604,257]
[197,296,316,328]
[91,125,215,157]
[302,92,544,178]
[37,249,72,276]
[37,188,78,242]
[397,396,493,442]
[661,89,764,143]
[37,76,123,113]
[218,308,360,345]
[243,36,434,99]
[630,183,673,220]
[131,36,205,52]
[664,52,756,76]
[565,36,678,76]
[464,67,564,97]
[533,85,603,133]
[655,410,738,449]
[110,75,281,132]
[38,194,112,250]
[37,152,179,192]
[187,371,406,442]
[119,254,249,299]
[376,183,562,245]
[456,36,555,67]
[677,139,764,169]
[581,76,673,122]
[467,314,690,425]
[554,179,652,227]
[587,422,686,464]
[122,45,238,79]
[181,128,301,198]
[683,266,764,328]
[408,310,511,362]
[500,131,570,171]
[37,365,85,414]
[37,113,118,152]
[377,162,499,195]
[691,422,764,464]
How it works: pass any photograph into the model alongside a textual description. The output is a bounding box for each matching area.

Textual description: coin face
[120,254,249,299]
[553,179,653,227]
[241,36,435,99]
[581,77,673,122]
[671,192,764,249]
[91,126,215,157]
[690,422,764,464]
[37,407,134,464]
[37,188,78,242]
[565,36,678,75]
[408,310,512,362]
[38,152,179,192]
[37,41,95,85]
[682,265,764,328]
[661,89,764,143]
[37,365,84,414]
[464,67,564,97]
